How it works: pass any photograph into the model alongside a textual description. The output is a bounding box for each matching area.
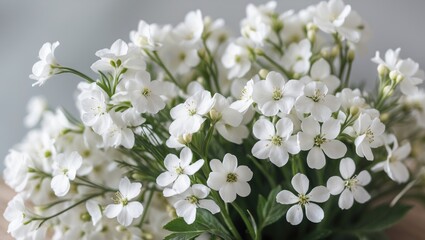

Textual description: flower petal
[253,119,275,140]
[104,204,123,219]
[307,147,326,169]
[219,184,237,203]
[308,186,330,203]
[292,173,309,194]
[339,188,354,210]
[353,186,371,204]
[340,157,355,179]
[276,190,299,205]
[199,199,220,214]
[305,202,324,223]
[321,140,347,159]
[223,154,238,172]
[286,204,303,225]
[326,176,344,195]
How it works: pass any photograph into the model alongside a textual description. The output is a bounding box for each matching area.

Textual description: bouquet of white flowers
[4,0,425,239]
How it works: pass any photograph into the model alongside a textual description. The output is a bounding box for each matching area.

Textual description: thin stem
[202,38,221,93]
[145,50,181,88]
[258,53,291,78]
[139,189,155,227]
[232,202,256,240]
[210,191,242,240]
[55,66,95,83]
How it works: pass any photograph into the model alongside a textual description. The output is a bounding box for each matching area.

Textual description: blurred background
[0,0,424,170]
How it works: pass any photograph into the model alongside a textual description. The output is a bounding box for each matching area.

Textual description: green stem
[202,38,221,93]
[55,66,95,83]
[139,189,155,227]
[147,50,181,88]
[232,202,256,240]
[258,53,291,78]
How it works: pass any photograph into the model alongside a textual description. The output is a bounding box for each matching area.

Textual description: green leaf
[164,209,232,240]
[353,204,411,233]
[258,185,289,229]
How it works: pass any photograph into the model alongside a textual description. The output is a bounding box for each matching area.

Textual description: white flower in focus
[371,48,401,71]
[105,177,144,227]
[30,41,60,86]
[372,135,411,183]
[336,88,367,111]
[276,173,330,225]
[230,77,257,113]
[207,153,253,203]
[86,200,102,226]
[327,157,371,209]
[298,117,347,169]
[252,71,304,116]
[173,10,204,45]
[222,39,252,79]
[51,151,83,197]
[24,96,48,128]
[173,184,220,224]
[352,113,385,160]
[295,82,340,122]
[123,71,174,114]
[281,39,312,75]
[394,58,423,95]
[252,117,300,167]
[314,0,362,42]
[156,147,204,197]
[211,94,249,144]
[102,111,135,149]
[169,90,215,136]
[166,133,192,149]
[161,43,200,75]
[300,58,340,93]
[130,20,171,50]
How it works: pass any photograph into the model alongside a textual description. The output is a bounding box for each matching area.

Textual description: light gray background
[1,0,424,170]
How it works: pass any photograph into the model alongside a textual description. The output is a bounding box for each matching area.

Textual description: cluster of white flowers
[5,0,425,239]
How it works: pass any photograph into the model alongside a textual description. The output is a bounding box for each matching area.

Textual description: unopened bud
[307,30,316,43]
[320,47,330,59]
[349,106,359,116]
[331,45,340,58]
[380,112,390,122]
[177,134,192,145]
[132,173,144,181]
[254,48,264,56]
[196,76,206,86]
[396,74,404,83]
[209,108,222,121]
[80,212,91,222]
[377,64,389,77]
[259,69,269,79]
[389,70,398,81]
[347,49,355,62]
[306,22,317,31]
[383,86,393,96]
[292,73,301,80]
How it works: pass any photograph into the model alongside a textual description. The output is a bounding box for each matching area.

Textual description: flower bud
[377,64,389,77]
[347,49,355,62]
[389,70,398,81]
[331,45,340,58]
[349,106,359,116]
[383,86,393,96]
[396,74,404,83]
[177,134,192,145]
[209,108,222,121]
[320,47,330,59]
[80,212,91,222]
[259,69,269,79]
[307,30,316,43]
[380,112,389,122]
[254,48,264,56]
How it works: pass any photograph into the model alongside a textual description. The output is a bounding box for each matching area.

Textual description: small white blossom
[207,154,253,203]
[30,41,60,86]
[327,157,371,209]
[102,111,135,149]
[230,77,257,113]
[51,151,83,197]
[3,151,33,192]
[3,195,38,239]
[295,82,340,122]
[173,184,220,224]
[371,48,401,71]
[300,58,340,93]
[276,173,330,225]
[222,39,252,79]
[123,71,174,114]
[298,117,347,169]
[156,147,204,197]
[173,10,204,45]
[281,39,312,75]
[105,177,144,227]
[130,20,171,50]
[372,135,411,183]
[169,90,215,136]
[86,200,102,226]
[394,58,423,95]
[161,42,200,75]
[252,71,304,116]
[352,113,385,160]
[252,117,300,167]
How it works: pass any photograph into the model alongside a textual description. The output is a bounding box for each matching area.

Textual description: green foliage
[164,209,232,240]
[256,185,289,231]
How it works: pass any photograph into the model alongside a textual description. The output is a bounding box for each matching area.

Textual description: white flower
[314,0,362,42]
[169,90,215,136]
[336,88,367,111]
[51,151,83,197]
[352,113,385,160]
[130,20,170,50]
[372,135,411,183]
[3,195,37,238]
[105,177,144,227]
[252,117,300,167]
[222,39,252,79]
[86,200,102,226]
[241,15,269,45]
[161,42,200,75]
[298,117,347,169]
[156,147,204,197]
[276,173,330,225]
[30,41,60,86]
[252,71,304,116]
[173,10,204,45]
[300,58,340,93]
[123,71,174,114]
[371,48,401,71]
[3,151,33,192]
[230,77,257,113]
[281,39,312,75]
[101,111,135,149]
[24,96,48,128]
[78,83,112,135]
[295,82,341,122]
[207,153,253,203]
[327,157,371,209]
[394,58,423,95]
[211,94,249,144]
[173,184,220,224]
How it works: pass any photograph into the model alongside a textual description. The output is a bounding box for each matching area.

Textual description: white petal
[219,184,237,203]
[209,159,224,172]
[298,132,314,151]
[295,96,314,113]
[51,175,70,197]
[276,117,294,138]
[301,117,320,135]
[326,176,344,195]
[339,188,354,210]
[252,141,272,159]
[173,174,191,194]
[322,118,341,140]
[119,178,141,200]
[305,203,324,223]
[311,59,330,80]
[321,140,347,159]
[235,182,251,197]
[292,173,309,194]
[164,154,180,171]
[185,159,204,175]
[235,166,253,182]
[127,201,144,218]
[104,204,123,218]
[286,204,303,225]
[117,208,132,226]
[179,147,193,167]
[199,199,220,214]
[307,147,326,169]
[207,172,226,190]
[223,154,238,172]
[269,146,289,167]
[339,157,355,179]
[253,119,275,140]
[156,171,178,187]
[308,186,330,203]
[276,190,299,205]
[388,162,409,183]
[192,184,210,198]
[353,186,371,204]
[357,170,371,186]
[86,200,102,226]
